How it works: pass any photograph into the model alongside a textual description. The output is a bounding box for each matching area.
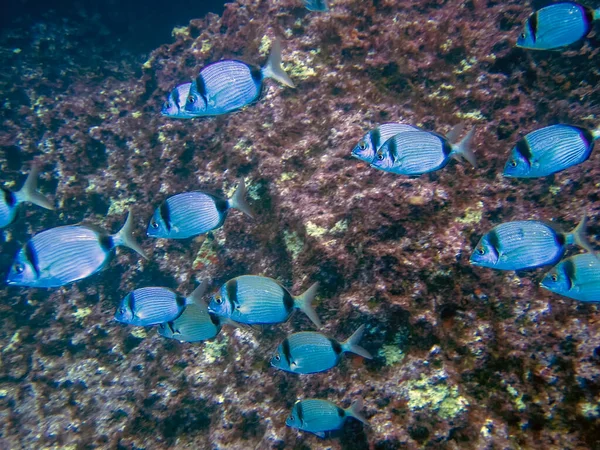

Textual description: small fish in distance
[503,124,600,178]
[0,166,54,228]
[208,275,321,327]
[147,180,253,239]
[7,211,147,288]
[270,325,372,374]
[161,83,197,119]
[115,282,207,327]
[351,123,420,164]
[304,0,328,12]
[541,253,600,302]
[470,214,591,271]
[516,2,600,50]
[286,398,368,438]
[183,38,295,117]
[371,125,476,175]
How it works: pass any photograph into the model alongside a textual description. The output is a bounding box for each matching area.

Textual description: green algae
[455,201,484,224]
[402,374,469,419]
[378,345,405,366]
[203,336,228,364]
[283,230,304,261]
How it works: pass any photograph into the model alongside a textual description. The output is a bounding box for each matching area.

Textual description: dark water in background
[1,0,228,54]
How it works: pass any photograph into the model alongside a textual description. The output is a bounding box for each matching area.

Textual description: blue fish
[517,2,600,50]
[147,180,253,239]
[470,215,591,271]
[6,211,147,288]
[0,166,54,228]
[208,275,321,327]
[371,126,476,175]
[270,325,372,374]
[286,398,367,438]
[161,83,197,119]
[351,123,419,164]
[158,302,223,342]
[183,38,294,117]
[541,253,600,302]
[304,0,328,12]
[115,282,207,327]
[503,124,599,178]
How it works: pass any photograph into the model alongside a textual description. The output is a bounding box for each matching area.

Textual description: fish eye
[215,296,223,305]
[151,220,159,229]
[14,263,24,274]
[476,246,485,255]
[288,416,294,422]
[274,354,281,362]
[377,151,384,161]
[520,33,525,39]
[188,95,195,104]
[509,160,517,168]
[358,141,366,150]
[551,274,558,282]
[118,307,126,315]
[163,102,170,109]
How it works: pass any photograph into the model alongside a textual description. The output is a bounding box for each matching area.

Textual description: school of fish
[3,0,600,439]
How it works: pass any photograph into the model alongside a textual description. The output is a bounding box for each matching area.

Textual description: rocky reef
[1,0,599,448]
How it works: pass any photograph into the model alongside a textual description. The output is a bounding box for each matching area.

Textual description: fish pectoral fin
[236,304,251,314]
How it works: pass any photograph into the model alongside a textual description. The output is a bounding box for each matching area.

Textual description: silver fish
[286,398,368,438]
[115,282,206,327]
[270,325,372,374]
[161,83,197,119]
[541,253,600,302]
[147,180,253,239]
[208,275,321,327]
[6,211,147,288]
[304,0,329,12]
[351,123,419,164]
[158,302,223,342]
[0,166,53,228]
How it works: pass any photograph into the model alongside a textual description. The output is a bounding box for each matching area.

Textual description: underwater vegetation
[0,0,600,449]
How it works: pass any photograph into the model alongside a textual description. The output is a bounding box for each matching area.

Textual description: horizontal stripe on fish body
[541,253,600,302]
[470,220,578,270]
[351,123,420,163]
[504,124,596,178]
[7,226,114,288]
[0,188,18,228]
[115,287,187,326]
[208,275,321,327]
[272,332,342,374]
[286,398,367,437]
[158,303,221,342]
[184,60,263,116]
[517,3,597,50]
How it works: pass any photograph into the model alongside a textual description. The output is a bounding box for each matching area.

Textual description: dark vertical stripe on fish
[441,138,453,157]
[128,292,136,317]
[176,295,186,308]
[99,235,114,253]
[515,138,533,164]
[213,196,229,214]
[282,288,295,313]
[296,402,304,423]
[555,231,566,247]
[281,338,293,367]
[226,279,238,307]
[160,201,172,231]
[563,259,575,290]
[24,241,40,278]
[2,188,16,207]
[530,13,538,43]
[329,338,343,355]
[171,88,180,107]
[576,126,594,149]
[250,65,262,83]
[209,313,221,326]
[487,229,502,260]
[337,406,346,417]
[583,6,594,31]
[388,138,398,164]
[194,75,209,104]
[370,128,381,149]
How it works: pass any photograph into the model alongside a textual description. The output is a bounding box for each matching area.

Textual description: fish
[6,211,147,288]
[270,325,372,374]
[503,124,600,178]
[286,398,368,438]
[183,38,295,117]
[470,214,591,271]
[161,83,198,119]
[115,281,207,327]
[304,0,329,12]
[540,253,600,302]
[0,166,54,228]
[371,125,476,175]
[147,180,253,239]
[158,302,223,342]
[516,2,600,50]
[208,275,321,327]
[351,123,420,164]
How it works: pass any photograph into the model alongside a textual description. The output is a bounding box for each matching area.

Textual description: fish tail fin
[345,398,368,425]
[228,179,254,218]
[591,126,600,141]
[294,282,321,328]
[113,210,149,259]
[593,8,600,21]
[262,38,295,88]
[451,127,477,167]
[341,324,373,359]
[16,166,54,210]
[568,211,593,253]
[445,123,465,143]
[187,280,208,306]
